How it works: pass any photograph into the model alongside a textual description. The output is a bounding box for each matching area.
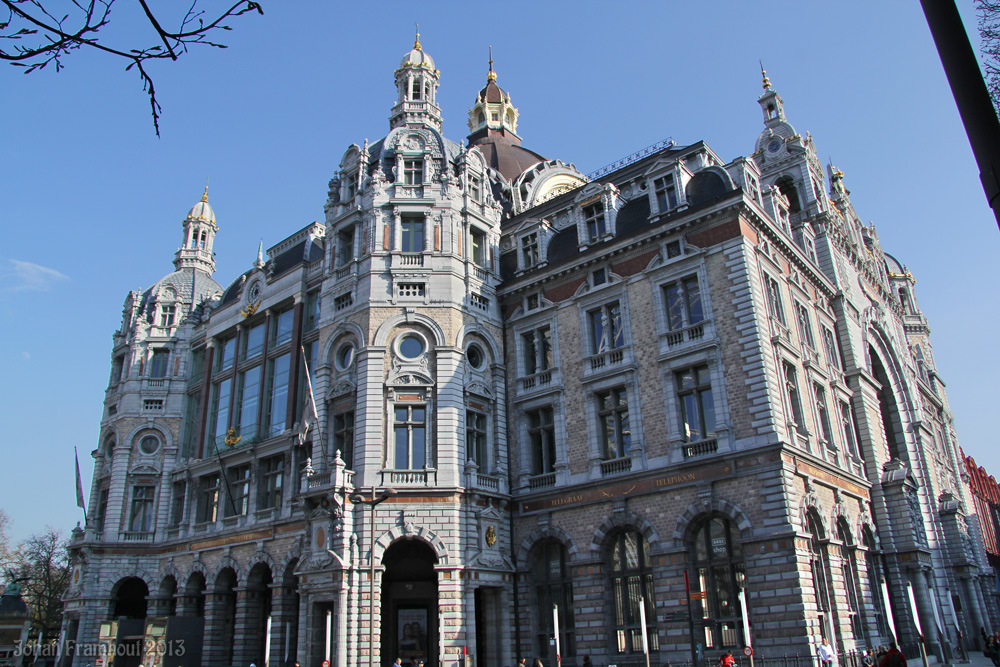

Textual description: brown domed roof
[480,80,504,104]
[470,136,546,182]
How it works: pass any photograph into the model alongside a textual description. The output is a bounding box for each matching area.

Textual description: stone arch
[671,498,754,549]
[100,427,120,453]
[277,546,302,578]
[590,510,662,556]
[798,488,824,534]
[185,559,210,583]
[456,323,502,362]
[245,549,278,574]
[211,556,242,587]
[158,563,183,586]
[516,525,580,566]
[122,421,174,451]
[373,312,447,348]
[104,566,157,594]
[866,324,916,462]
[374,524,449,565]
[321,321,366,369]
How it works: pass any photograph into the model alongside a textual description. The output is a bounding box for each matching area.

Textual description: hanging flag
[74,447,88,524]
[299,346,319,445]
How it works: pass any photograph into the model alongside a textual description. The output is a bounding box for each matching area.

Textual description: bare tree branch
[978,0,1000,117]
[1,0,264,135]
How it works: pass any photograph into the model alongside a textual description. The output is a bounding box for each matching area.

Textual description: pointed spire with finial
[488,45,496,82]
[201,177,210,203]
[254,240,265,269]
[414,23,421,50]
[760,61,771,91]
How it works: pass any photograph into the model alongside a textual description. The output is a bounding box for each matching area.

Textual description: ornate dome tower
[173,185,219,275]
[389,29,443,131]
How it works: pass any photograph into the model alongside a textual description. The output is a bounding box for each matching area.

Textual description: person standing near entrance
[392,657,403,667]
[817,637,834,667]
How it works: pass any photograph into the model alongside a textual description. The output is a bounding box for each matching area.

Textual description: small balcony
[527,472,556,490]
[663,321,707,349]
[681,438,718,459]
[518,368,555,396]
[118,530,154,543]
[601,456,632,476]
[382,469,437,486]
[585,346,630,377]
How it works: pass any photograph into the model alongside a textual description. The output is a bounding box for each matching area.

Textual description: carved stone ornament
[485,525,497,548]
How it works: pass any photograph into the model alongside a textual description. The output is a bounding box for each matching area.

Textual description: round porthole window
[336,343,356,370]
[139,435,159,455]
[467,344,485,369]
[398,333,425,359]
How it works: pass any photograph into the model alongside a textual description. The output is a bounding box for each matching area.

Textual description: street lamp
[350,486,397,667]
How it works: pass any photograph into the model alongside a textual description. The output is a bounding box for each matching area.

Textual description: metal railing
[586,137,676,181]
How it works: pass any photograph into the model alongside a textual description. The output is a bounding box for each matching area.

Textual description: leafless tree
[979,0,1000,115]
[1,0,264,135]
[8,528,71,645]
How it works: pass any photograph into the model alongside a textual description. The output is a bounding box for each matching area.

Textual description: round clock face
[248,281,261,302]
[767,139,782,154]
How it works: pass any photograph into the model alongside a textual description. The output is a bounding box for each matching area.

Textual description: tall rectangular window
[259,455,284,510]
[677,366,716,442]
[814,384,834,447]
[150,350,170,378]
[196,474,220,524]
[765,275,786,325]
[583,202,606,241]
[471,228,488,267]
[654,174,678,211]
[337,227,355,266]
[400,215,425,253]
[111,354,125,385]
[522,326,553,375]
[304,292,321,332]
[169,482,186,527]
[242,322,265,361]
[822,326,843,370]
[528,407,556,475]
[216,337,236,372]
[597,387,631,460]
[227,465,250,517]
[235,365,261,438]
[271,308,294,348]
[393,403,426,469]
[264,353,291,436]
[589,302,624,354]
[128,486,155,532]
[796,302,815,348]
[663,276,704,330]
[96,487,109,530]
[522,233,539,268]
[783,362,807,435]
[207,378,232,449]
[404,159,423,185]
[469,175,482,201]
[467,404,488,468]
[840,402,861,458]
[333,408,355,469]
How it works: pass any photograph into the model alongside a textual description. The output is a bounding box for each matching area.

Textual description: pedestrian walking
[817,638,834,667]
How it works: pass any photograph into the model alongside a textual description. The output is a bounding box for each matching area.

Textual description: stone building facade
[59,40,997,667]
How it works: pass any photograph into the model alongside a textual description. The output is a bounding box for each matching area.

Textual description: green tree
[5,527,70,645]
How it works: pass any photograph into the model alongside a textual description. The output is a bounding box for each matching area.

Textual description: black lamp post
[350,486,397,667]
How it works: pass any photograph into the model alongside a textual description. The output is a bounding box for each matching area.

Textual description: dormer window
[583,202,606,242]
[469,175,482,202]
[159,305,176,328]
[404,159,424,186]
[654,175,678,212]
[521,232,539,269]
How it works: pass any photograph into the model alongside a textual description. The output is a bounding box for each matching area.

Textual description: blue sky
[1,1,997,542]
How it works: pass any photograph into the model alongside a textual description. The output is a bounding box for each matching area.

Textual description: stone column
[232,585,265,667]
[202,591,234,667]
[269,583,296,667]
[912,569,943,661]
[961,577,987,651]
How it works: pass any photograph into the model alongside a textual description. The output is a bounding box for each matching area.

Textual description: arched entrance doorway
[109,577,149,667]
[382,539,438,667]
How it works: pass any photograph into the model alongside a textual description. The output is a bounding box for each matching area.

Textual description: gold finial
[760,60,771,90]
[414,23,421,50]
[201,177,210,202]
[224,427,242,447]
[488,45,496,81]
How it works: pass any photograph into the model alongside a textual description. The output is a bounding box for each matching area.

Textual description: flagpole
[300,345,321,467]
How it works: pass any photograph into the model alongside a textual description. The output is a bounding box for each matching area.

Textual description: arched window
[869,348,905,461]
[837,520,865,640]
[691,516,746,648]
[808,513,833,635]
[862,528,891,638]
[532,540,576,663]
[609,528,658,655]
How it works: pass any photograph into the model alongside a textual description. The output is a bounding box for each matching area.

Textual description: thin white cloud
[21,351,30,360]
[0,259,69,294]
